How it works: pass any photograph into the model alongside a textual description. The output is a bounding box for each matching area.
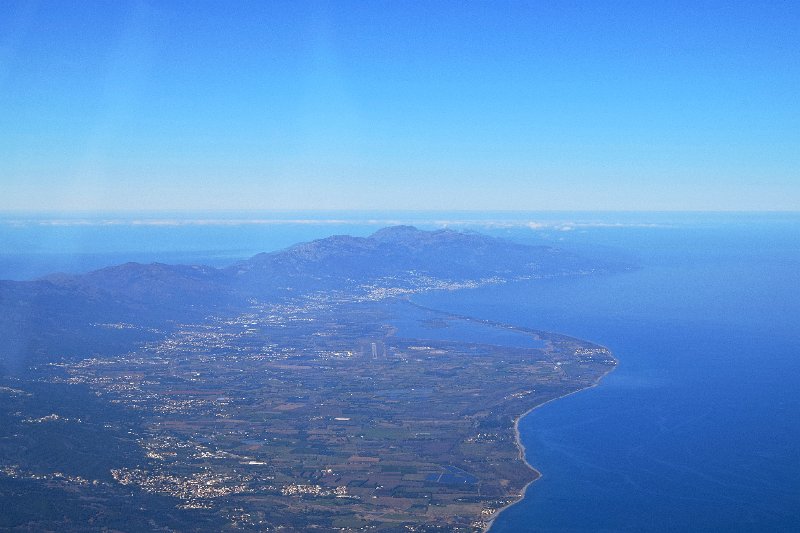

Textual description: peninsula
[0,227,618,531]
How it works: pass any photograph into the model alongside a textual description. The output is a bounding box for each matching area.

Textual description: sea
[1,211,798,531]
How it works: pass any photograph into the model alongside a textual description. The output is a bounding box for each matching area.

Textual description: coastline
[400,298,618,532]
[482,357,618,533]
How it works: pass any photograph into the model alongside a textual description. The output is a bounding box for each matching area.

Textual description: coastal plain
[0,227,618,531]
[2,296,614,531]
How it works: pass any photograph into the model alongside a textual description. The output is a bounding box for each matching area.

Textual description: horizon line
[2,208,799,216]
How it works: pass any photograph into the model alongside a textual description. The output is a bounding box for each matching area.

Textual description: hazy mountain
[230,225,596,290]
[0,226,618,373]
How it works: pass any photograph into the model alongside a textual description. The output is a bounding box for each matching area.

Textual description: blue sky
[1,1,798,211]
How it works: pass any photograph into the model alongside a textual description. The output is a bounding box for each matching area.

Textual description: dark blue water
[414,220,800,531]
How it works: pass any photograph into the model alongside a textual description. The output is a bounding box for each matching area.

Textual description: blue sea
[415,214,800,532]
[2,211,798,531]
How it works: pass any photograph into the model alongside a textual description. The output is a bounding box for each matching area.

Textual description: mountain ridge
[0,226,618,372]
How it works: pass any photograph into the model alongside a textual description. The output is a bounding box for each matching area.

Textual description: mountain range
[0,226,616,373]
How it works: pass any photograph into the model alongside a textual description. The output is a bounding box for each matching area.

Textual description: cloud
[0,214,673,230]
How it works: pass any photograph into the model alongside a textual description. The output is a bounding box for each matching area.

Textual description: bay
[414,219,800,531]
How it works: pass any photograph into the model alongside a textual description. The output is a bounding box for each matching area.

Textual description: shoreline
[482,359,617,533]
[400,298,618,532]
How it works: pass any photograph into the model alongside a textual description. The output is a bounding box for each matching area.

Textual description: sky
[0,0,798,212]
